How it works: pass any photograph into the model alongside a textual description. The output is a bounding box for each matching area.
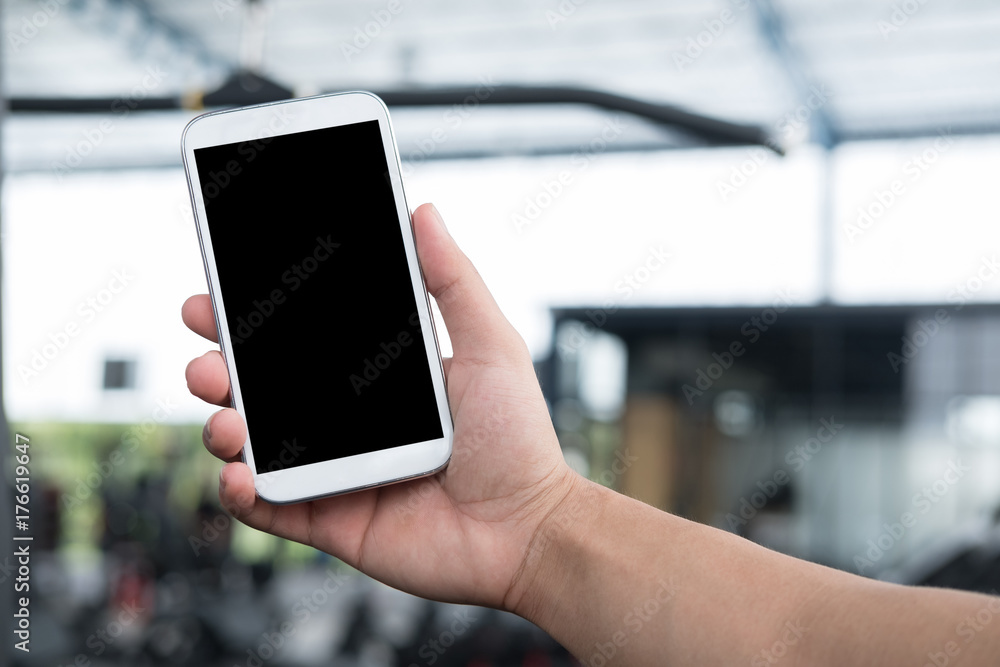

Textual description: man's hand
[182,203,576,610]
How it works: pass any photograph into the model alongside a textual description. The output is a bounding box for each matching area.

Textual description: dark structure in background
[543,303,1000,594]
[546,304,913,512]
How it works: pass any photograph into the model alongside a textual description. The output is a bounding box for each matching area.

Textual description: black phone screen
[194,120,444,474]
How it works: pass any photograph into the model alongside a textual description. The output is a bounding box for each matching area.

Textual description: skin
[184,203,1000,665]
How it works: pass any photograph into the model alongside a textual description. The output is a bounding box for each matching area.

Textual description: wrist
[502,470,606,620]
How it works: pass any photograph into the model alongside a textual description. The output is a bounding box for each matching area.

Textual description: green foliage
[11,421,206,552]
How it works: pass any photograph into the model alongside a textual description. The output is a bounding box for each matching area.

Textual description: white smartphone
[181,91,453,504]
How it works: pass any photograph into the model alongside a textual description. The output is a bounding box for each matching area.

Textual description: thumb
[412,203,525,362]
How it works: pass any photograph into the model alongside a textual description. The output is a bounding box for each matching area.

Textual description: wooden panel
[620,395,676,511]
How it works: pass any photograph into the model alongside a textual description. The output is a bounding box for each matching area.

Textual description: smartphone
[181,91,453,503]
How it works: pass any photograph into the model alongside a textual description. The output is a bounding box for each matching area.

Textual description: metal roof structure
[5,0,1000,171]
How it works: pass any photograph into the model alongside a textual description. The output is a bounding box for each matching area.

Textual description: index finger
[182,294,219,343]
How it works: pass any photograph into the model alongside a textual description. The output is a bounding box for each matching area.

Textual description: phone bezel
[181,91,453,504]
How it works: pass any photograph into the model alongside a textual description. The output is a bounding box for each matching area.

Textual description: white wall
[5,135,1000,424]
[3,169,213,424]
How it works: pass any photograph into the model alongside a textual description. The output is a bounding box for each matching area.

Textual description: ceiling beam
[749,0,838,148]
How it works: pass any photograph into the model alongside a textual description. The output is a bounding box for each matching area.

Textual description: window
[102,358,136,390]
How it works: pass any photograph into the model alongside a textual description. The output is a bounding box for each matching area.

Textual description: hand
[182,203,578,610]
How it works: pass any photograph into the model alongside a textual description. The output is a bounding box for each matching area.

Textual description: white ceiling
[5,0,1000,153]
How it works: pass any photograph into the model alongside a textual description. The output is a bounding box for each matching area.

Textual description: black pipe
[8,79,782,154]
[376,85,778,153]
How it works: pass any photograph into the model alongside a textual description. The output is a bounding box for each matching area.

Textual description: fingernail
[219,466,228,492]
[429,204,450,236]
[204,412,216,444]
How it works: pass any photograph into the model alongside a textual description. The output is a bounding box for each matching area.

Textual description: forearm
[508,475,1000,666]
